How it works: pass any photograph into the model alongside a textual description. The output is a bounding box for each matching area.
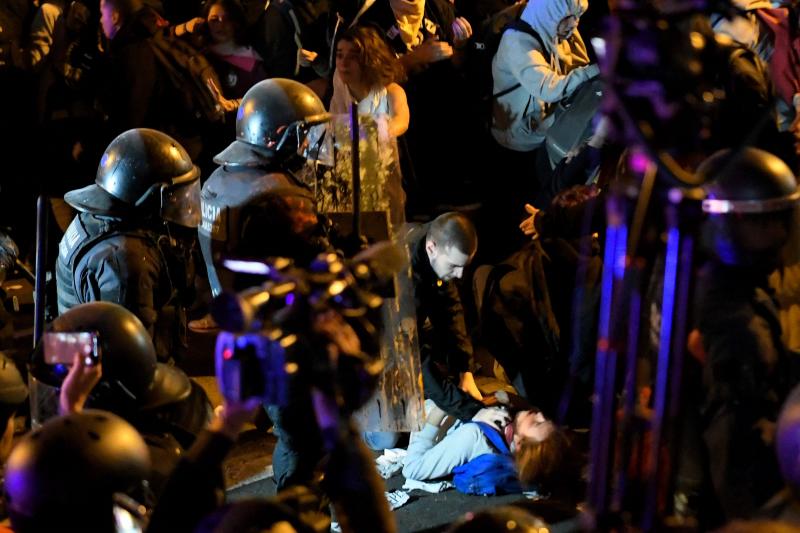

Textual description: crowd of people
[2,0,800,530]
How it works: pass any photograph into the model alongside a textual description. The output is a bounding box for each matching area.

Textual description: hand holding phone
[43,332,101,367]
[59,353,103,416]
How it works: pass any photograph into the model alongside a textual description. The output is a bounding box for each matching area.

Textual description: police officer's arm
[422,356,482,420]
[82,239,160,335]
[533,188,606,240]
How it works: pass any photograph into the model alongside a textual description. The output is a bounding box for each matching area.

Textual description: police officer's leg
[266,374,324,490]
[361,430,401,451]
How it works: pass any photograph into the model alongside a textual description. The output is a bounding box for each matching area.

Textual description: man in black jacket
[100,0,162,127]
[406,212,483,420]
[99,0,200,156]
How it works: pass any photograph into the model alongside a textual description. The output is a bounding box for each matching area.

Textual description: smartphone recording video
[43,331,100,367]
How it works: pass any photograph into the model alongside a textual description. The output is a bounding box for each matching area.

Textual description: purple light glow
[628,151,651,174]
[222,259,271,275]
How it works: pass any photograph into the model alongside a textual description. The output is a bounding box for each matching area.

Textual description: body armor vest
[55,213,185,361]
[198,165,295,296]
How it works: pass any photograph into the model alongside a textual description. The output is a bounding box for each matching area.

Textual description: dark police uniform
[54,128,201,364]
[199,165,296,296]
[697,263,796,520]
[56,212,187,363]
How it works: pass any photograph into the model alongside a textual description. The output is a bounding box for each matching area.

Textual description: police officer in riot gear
[690,147,800,524]
[56,128,201,363]
[199,79,345,491]
[5,410,151,533]
[30,301,212,496]
[198,78,330,300]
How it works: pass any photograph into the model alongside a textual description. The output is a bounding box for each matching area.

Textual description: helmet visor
[703,187,800,266]
[161,179,201,227]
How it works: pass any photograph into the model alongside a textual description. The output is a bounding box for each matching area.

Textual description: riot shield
[29,374,59,429]
[308,114,425,432]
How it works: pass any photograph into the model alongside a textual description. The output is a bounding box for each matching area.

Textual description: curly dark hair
[336,25,407,90]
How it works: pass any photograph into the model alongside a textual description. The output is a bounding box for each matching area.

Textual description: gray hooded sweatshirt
[491,0,599,152]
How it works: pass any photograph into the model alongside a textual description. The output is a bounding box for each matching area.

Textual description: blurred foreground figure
[30,302,212,495]
[5,410,151,533]
[691,147,800,523]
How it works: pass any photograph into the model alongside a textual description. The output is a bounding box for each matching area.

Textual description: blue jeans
[361,431,401,451]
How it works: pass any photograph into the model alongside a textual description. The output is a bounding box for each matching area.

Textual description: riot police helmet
[64,128,201,227]
[5,409,151,533]
[699,147,800,267]
[214,78,329,169]
[32,302,191,412]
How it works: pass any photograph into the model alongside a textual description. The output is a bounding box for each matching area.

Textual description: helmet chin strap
[274,119,305,154]
[270,115,333,192]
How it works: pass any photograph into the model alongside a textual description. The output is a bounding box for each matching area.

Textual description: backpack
[465,3,543,101]
[148,30,227,124]
[464,4,547,135]
[544,76,603,168]
[452,422,523,496]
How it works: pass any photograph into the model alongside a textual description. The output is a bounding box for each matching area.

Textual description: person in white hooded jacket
[491,0,599,153]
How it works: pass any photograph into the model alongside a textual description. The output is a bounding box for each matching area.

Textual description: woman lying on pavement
[402,395,579,498]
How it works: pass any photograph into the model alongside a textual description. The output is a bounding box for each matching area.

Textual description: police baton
[33,195,49,346]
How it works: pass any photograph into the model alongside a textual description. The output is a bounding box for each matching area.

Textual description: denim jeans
[361,430,401,451]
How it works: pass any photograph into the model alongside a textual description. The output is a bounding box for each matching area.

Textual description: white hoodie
[491,0,599,152]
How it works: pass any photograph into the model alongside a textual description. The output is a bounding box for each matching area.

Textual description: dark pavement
[224,434,536,533]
